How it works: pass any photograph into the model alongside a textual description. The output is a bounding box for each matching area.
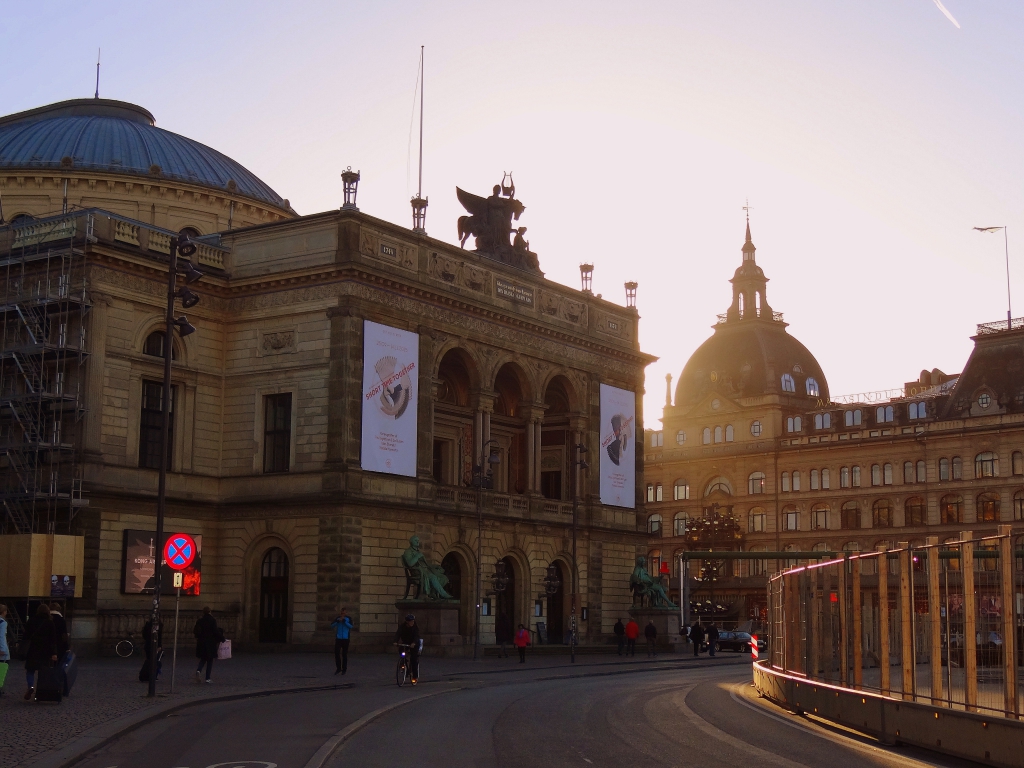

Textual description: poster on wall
[361,320,419,477]
[121,529,202,596]
[599,383,636,508]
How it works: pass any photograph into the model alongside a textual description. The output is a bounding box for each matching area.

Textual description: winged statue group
[456,174,539,272]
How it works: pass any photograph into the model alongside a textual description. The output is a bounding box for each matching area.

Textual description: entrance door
[546,561,565,644]
[259,548,289,643]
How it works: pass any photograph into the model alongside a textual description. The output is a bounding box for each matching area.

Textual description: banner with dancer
[361,320,419,476]
[599,383,636,508]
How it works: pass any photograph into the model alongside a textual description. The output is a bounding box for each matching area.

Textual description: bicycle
[396,643,418,687]
[114,632,135,658]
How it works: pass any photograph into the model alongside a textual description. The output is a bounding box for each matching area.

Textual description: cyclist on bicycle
[394,614,421,684]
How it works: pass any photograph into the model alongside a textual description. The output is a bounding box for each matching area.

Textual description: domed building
[0,98,295,231]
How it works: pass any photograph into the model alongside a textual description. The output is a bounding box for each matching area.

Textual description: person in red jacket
[624,618,640,657]
[514,623,531,663]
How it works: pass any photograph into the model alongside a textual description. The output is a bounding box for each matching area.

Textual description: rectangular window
[840,467,850,488]
[883,463,893,485]
[264,393,293,473]
[646,484,655,503]
[748,513,766,533]
[781,472,790,492]
[813,509,827,530]
[139,380,174,470]
[810,469,819,490]
[821,469,830,490]
[655,483,663,502]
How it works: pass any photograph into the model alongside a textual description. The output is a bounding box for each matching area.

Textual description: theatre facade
[0,99,653,651]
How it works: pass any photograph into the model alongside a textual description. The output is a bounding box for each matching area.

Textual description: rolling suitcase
[34,665,62,703]
[60,651,78,695]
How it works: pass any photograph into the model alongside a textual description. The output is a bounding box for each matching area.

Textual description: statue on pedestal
[630,556,677,609]
[456,174,540,272]
[401,535,452,600]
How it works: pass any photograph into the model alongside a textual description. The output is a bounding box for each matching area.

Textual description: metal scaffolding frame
[0,212,91,534]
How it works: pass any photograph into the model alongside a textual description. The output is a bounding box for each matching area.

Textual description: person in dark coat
[690,621,704,657]
[645,620,658,657]
[23,604,57,700]
[140,616,163,682]
[194,606,221,683]
[48,604,69,661]
[495,614,513,659]
[706,622,719,657]
[613,618,626,656]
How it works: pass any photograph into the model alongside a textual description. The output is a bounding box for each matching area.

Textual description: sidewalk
[1,648,746,768]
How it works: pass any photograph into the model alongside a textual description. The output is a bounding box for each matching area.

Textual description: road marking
[205,763,277,768]
[302,689,459,768]
[673,684,810,768]
[727,683,945,767]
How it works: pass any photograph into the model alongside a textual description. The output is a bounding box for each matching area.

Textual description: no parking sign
[164,533,197,571]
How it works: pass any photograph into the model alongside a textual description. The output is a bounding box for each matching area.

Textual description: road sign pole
[170,580,181,693]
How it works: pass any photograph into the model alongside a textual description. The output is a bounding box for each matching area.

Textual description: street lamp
[148,235,203,697]
[973,226,1012,330]
[569,442,588,663]
[473,439,500,661]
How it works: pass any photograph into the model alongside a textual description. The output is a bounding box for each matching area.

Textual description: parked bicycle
[115,632,135,658]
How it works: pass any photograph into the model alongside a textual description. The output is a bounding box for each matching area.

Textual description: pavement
[0,646,736,768]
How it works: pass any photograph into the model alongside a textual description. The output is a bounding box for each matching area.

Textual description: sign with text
[361,320,419,477]
[495,278,534,306]
[599,383,636,508]
[121,529,202,596]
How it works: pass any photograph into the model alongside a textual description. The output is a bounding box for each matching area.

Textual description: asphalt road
[73,656,983,768]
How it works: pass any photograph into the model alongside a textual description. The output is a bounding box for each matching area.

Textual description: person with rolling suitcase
[22,604,58,702]
[0,604,10,696]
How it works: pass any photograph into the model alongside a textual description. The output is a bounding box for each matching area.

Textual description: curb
[25,682,353,768]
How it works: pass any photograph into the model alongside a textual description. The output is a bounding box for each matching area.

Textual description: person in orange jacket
[514,623,531,663]
[624,618,640,657]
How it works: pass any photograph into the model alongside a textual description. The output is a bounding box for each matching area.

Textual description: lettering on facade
[607,320,618,331]
[380,243,397,258]
[496,278,534,306]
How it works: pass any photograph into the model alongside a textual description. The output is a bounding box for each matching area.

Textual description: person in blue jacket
[331,608,354,675]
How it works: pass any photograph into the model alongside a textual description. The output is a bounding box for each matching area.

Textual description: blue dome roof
[0,99,288,210]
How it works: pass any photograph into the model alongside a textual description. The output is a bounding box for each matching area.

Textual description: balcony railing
[976,316,1024,335]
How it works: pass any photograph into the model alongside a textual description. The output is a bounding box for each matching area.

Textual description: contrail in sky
[932,0,961,28]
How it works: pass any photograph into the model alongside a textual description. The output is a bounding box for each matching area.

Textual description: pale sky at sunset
[5,1,1023,422]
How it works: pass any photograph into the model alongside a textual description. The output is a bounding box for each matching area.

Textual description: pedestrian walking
[0,604,10,696]
[139,616,163,682]
[613,618,626,656]
[22,603,57,700]
[331,607,353,675]
[706,622,719,657]
[690,621,704,657]
[624,617,639,657]
[495,613,513,658]
[514,623,530,663]
[193,606,222,683]
[644,620,658,657]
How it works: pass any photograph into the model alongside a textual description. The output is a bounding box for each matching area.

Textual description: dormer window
[909,402,927,420]
[786,416,802,433]
[781,374,795,392]
[805,377,819,397]
[844,409,862,427]
[813,413,831,430]
[978,392,992,409]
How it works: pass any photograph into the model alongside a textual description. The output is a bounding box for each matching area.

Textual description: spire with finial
[724,203,773,322]
[742,199,756,262]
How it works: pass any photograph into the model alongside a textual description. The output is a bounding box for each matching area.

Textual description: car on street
[713,631,766,653]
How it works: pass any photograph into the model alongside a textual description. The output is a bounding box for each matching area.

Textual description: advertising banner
[361,320,419,476]
[599,383,636,508]
[121,529,202,596]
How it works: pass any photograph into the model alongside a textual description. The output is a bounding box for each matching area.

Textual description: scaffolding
[0,212,90,534]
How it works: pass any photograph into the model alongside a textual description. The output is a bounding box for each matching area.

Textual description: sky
[4,1,1023,422]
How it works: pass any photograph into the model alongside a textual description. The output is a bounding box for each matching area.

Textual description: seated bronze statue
[401,535,452,600]
[630,556,677,609]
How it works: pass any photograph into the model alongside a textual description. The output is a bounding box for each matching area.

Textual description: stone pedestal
[628,607,684,651]
[395,599,462,652]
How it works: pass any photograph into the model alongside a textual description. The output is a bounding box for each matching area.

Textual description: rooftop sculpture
[456,174,539,272]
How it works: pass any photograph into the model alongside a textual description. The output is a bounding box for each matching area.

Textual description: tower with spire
[725,218,774,323]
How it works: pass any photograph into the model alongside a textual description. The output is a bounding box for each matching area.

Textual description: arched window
[811,503,829,530]
[647,514,663,534]
[786,416,802,433]
[977,492,1000,522]
[840,466,850,488]
[940,494,962,525]
[904,461,914,484]
[916,460,926,483]
[781,374,795,392]
[748,507,766,533]
[909,402,927,419]
[179,226,202,239]
[703,477,733,496]
[750,420,762,437]
[783,506,799,531]
[821,468,830,489]
[975,452,998,478]
[714,426,723,443]
[871,464,882,486]
[845,409,862,427]
[1015,491,1024,521]
[876,405,894,423]
[259,547,289,643]
[646,484,655,502]
[702,427,711,445]
[841,501,859,529]
[748,471,766,495]
[673,513,688,536]
[725,424,734,442]
[883,463,893,485]
[792,470,801,491]
[952,456,963,480]
[781,472,790,492]
[905,497,926,526]
[939,457,950,481]
[806,378,820,397]
[143,330,177,359]
[852,465,862,487]
[673,480,690,500]
[1014,451,1024,476]
[810,469,819,490]
[873,500,893,528]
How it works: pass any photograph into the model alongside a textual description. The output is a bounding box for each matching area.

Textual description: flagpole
[418,45,424,199]
[1004,226,1011,330]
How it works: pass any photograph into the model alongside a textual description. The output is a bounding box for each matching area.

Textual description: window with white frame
[810,469,819,490]
[787,416,802,433]
[725,424,734,442]
[714,426,723,443]
[909,402,927,419]
[821,468,830,489]
[702,427,711,445]
[748,471,766,494]
[812,503,829,530]
[647,514,663,534]
[792,470,801,491]
[655,483,663,502]
[916,460,925,483]
[647,484,655,502]
[952,456,963,480]
[781,373,795,392]
[975,451,998,478]
[903,461,914,484]
[781,472,790,492]
[883,463,893,485]
[876,405,894,423]
[871,464,882,486]
[674,513,688,536]
[651,431,664,447]
[673,480,690,500]
[852,465,862,487]
[814,412,831,430]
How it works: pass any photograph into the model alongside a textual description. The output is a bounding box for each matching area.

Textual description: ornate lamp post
[411,195,428,233]
[148,235,203,697]
[579,263,594,294]
[624,281,638,309]
[341,167,360,211]
[473,439,500,661]
[569,442,588,663]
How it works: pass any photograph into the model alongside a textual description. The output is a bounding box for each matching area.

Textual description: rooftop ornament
[341,167,360,211]
[625,281,638,309]
[456,174,539,272]
[580,263,593,294]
